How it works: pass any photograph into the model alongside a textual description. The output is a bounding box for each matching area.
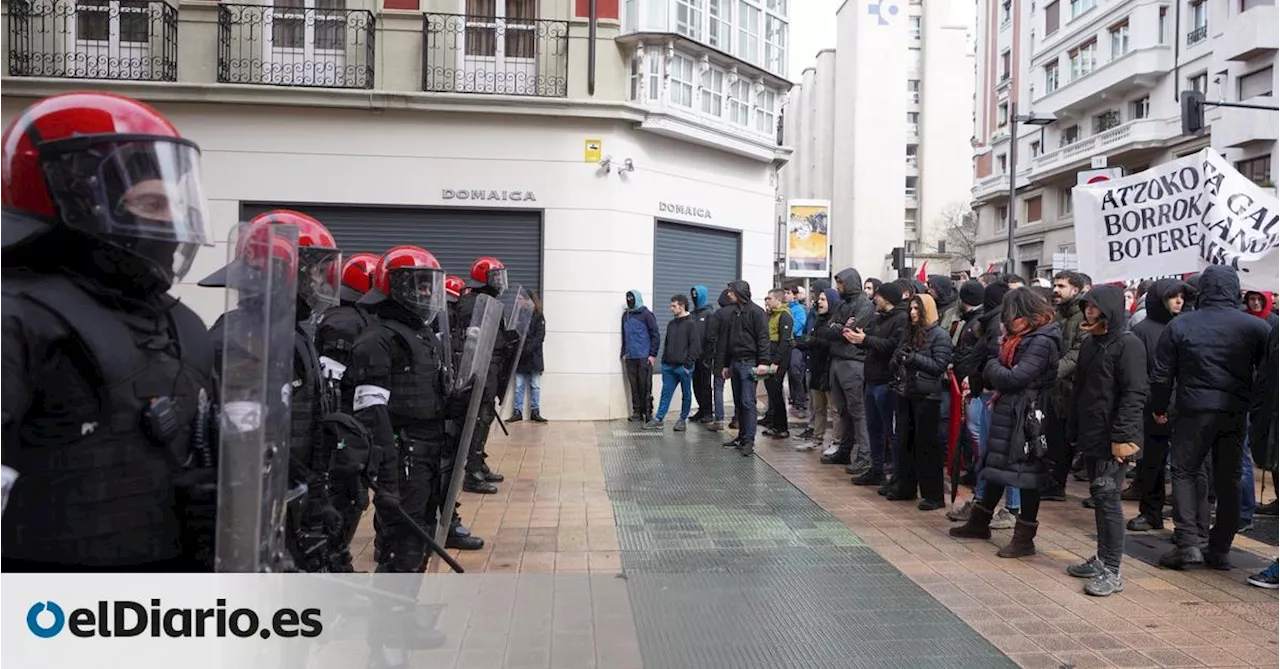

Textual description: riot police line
[0,92,532,580]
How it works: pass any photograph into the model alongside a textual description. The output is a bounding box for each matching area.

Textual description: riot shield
[434,305,454,393]
[495,286,534,406]
[432,293,503,565]
[215,221,300,573]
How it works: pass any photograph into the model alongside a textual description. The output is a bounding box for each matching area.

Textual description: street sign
[1090,155,1108,169]
[584,138,602,162]
[1077,167,1123,186]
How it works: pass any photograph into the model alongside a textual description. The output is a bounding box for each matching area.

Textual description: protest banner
[1073,148,1278,291]
[785,199,830,278]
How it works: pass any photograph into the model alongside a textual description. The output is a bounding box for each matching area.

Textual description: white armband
[1,465,18,516]
[319,356,347,381]
[354,384,391,411]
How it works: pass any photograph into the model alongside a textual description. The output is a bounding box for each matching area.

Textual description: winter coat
[1130,279,1188,437]
[928,275,961,338]
[1245,291,1279,327]
[788,299,808,335]
[1065,286,1148,459]
[767,306,794,366]
[690,285,715,364]
[860,302,909,386]
[803,279,832,336]
[621,289,659,360]
[795,288,840,392]
[716,281,770,368]
[1049,297,1085,413]
[1151,265,1272,414]
[815,267,877,362]
[950,305,985,386]
[708,288,733,367]
[969,284,1010,396]
[516,311,546,374]
[661,313,701,368]
[1249,323,1279,473]
[980,323,1063,490]
[892,295,954,400]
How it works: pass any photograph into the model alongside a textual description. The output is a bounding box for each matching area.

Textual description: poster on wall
[786,199,831,278]
[1073,148,1278,291]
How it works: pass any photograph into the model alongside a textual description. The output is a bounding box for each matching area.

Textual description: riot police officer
[453,257,511,494]
[348,246,457,572]
[1,92,219,572]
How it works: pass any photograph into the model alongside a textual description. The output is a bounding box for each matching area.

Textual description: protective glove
[173,467,218,570]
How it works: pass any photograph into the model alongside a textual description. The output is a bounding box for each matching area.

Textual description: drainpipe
[588,0,598,96]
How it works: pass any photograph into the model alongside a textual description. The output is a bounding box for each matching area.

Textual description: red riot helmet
[342,252,378,291]
[445,274,465,303]
[375,246,445,322]
[470,256,508,294]
[253,210,341,313]
[225,218,298,300]
[1,92,211,289]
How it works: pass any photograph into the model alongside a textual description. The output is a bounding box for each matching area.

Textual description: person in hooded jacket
[795,287,841,451]
[1151,265,1271,570]
[849,281,908,486]
[620,290,660,422]
[717,280,771,456]
[1246,323,1279,589]
[707,288,735,432]
[950,288,1062,558]
[928,275,961,337]
[1124,279,1188,532]
[511,290,546,423]
[1245,291,1278,327]
[886,294,953,511]
[1063,285,1148,596]
[688,285,717,424]
[863,277,882,300]
[949,280,986,483]
[787,286,809,417]
[814,268,878,467]
[1043,270,1088,500]
[762,289,795,438]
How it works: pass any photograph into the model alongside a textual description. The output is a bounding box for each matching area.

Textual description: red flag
[915,260,929,283]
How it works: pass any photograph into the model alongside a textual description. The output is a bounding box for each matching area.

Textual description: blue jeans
[1243,419,1256,523]
[969,392,1020,509]
[656,364,693,422]
[514,372,540,412]
[713,371,726,421]
[730,361,760,442]
[864,384,899,476]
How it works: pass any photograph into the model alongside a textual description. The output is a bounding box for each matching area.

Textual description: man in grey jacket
[814,268,878,467]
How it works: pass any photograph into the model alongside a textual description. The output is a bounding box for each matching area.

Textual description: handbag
[1015,391,1050,460]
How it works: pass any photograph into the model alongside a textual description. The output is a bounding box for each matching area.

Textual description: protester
[512,290,547,423]
[1064,285,1148,596]
[718,281,771,456]
[928,275,961,336]
[795,288,840,451]
[762,289,795,439]
[787,286,809,417]
[1245,291,1278,326]
[621,290,660,422]
[979,272,1000,286]
[886,294,953,511]
[1247,322,1279,589]
[950,288,1062,558]
[864,277,882,299]
[1080,273,1094,292]
[688,285,716,424]
[1003,274,1027,290]
[707,288,734,431]
[644,295,700,432]
[815,268,877,467]
[1044,270,1087,501]
[1151,265,1271,570]
[849,281,908,486]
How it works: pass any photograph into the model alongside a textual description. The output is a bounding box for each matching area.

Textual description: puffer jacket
[1130,278,1188,437]
[1151,265,1271,414]
[794,288,841,392]
[892,294,953,400]
[1049,297,1085,413]
[1065,285,1148,459]
[980,322,1063,490]
[814,267,877,361]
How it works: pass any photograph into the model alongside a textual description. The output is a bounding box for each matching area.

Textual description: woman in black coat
[951,288,1062,557]
[511,291,547,423]
[794,288,840,451]
[886,294,953,510]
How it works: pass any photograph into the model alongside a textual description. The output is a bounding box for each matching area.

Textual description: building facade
[970,0,1278,280]
[779,0,975,281]
[1,0,793,420]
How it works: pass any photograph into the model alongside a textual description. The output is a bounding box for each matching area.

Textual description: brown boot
[949,503,994,540]
[997,519,1038,558]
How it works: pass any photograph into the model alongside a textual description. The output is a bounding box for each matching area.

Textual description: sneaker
[628,413,643,422]
[739,441,756,457]
[1120,485,1139,501]
[641,419,663,431]
[822,443,839,457]
[709,421,725,432]
[794,440,817,452]
[1237,520,1255,534]
[1067,556,1106,579]
[1126,515,1162,532]
[1257,500,1279,516]
[990,508,1017,530]
[946,501,973,522]
[918,499,945,511]
[729,418,739,430]
[798,428,815,440]
[674,419,687,432]
[851,471,884,486]
[1084,568,1124,597]
[698,415,715,424]
[1246,560,1279,589]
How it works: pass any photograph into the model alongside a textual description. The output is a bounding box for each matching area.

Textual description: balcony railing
[217,4,375,90]
[7,0,177,81]
[421,12,568,98]
[1186,25,1208,45]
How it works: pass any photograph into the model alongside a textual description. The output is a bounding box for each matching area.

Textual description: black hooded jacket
[1151,265,1271,414]
[708,288,732,367]
[1065,285,1149,458]
[950,304,985,386]
[927,275,960,335]
[1130,278,1187,436]
[968,283,1010,395]
[860,302,908,385]
[814,267,877,362]
[716,281,770,368]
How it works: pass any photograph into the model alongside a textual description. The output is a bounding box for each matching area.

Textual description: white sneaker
[822,443,839,456]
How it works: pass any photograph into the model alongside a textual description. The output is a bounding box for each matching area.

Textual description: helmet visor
[389,266,445,323]
[300,246,341,313]
[487,267,509,295]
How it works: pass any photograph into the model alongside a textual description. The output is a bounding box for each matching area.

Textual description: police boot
[463,471,499,494]
[446,522,484,551]
[480,461,504,483]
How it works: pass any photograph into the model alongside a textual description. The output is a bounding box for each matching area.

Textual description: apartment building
[0,0,792,419]
[970,0,1278,280]
[779,0,975,280]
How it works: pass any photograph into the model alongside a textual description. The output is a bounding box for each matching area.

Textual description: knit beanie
[959,280,985,308]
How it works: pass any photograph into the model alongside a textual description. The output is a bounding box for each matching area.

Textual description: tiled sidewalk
[756,439,1280,669]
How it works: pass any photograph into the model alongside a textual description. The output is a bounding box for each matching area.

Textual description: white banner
[1073,148,1279,291]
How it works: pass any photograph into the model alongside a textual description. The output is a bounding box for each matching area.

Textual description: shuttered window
[1024,195,1043,223]
[652,220,742,344]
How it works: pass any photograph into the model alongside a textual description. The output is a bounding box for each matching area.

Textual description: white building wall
[919,0,977,251]
[812,49,839,201]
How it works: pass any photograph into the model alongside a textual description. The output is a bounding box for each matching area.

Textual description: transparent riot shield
[432,293,503,564]
[215,221,300,573]
[434,306,454,393]
[495,286,534,406]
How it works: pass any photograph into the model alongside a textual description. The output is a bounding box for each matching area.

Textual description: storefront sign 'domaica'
[442,189,537,202]
[1072,148,1279,291]
[659,202,712,220]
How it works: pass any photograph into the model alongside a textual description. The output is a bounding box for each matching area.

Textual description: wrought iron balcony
[6,0,177,81]
[421,12,568,98]
[217,3,375,90]
[1186,25,1208,46]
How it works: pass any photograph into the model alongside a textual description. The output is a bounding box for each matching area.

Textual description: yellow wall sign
[584,138,602,163]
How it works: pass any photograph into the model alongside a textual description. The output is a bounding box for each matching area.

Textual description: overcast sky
[789,0,843,82]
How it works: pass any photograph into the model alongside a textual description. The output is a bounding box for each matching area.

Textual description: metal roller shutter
[239,203,543,295]
[652,220,742,344]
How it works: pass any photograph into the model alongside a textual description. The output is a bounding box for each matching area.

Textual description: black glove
[174,467,218,570]
[447,378,476,419]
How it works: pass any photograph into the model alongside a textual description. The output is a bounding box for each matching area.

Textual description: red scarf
[990,312,1053,405]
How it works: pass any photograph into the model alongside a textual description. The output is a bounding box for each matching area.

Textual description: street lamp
[1005,101,1055,275]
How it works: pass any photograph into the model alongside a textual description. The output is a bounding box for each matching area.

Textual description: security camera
[622,158,635,172]
[599,155,612,174]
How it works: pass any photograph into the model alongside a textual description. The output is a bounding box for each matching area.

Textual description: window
[907,79,921,103]
[1045,61,1060,92]
[906,144,918,166]
[1025,196,1043,223]
[909,15,921,38]
[755,88,777,133]
[1093,109,1121,133]
[728,79,751,125]
[996,205,1009,231]
[1060,125,1079,146]
[997,153,1008,173]
[1069,40,1097,79]
[708,0,732,49]
[907,111,920,135]
[905,176,918,197]
[77,0,149,44]
[738,1,761,65]
[1189,72,1208,93]
[1030,140,1042,157]
[1059,186,1073,215]
[669,54,695,107]
[273,0,348,51]
[765,13,787,74]
[700,67,724,116]
[1188,0,1207,44]
[1241,0,1272,9]
[1131,95,1150,119]
[1237,155,1273,185]
[909,48,922,70]
[1070,0,1095,19]
[675,0,704,40]
[997,102,1009,127]
[937,240,947,254]
[1045,0,1060,35]
[1000,0,1011,24]
[1000,50,1011,80]
[1240,66,1275,99]
[765,0,786,12]
[1109,21,1129,59]
[1158,7,1167,43]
